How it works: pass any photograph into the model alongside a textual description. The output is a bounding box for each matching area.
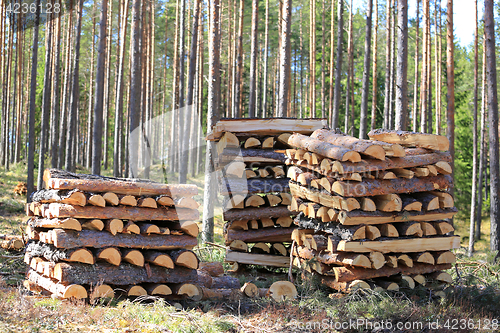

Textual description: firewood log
[432,221,455,234]
[420,222,437,236]
[244,137,261,149]
[104,219,124,235]
[321,278,371,293]
[373,279,399,291]
[429,191,455,208]
[434,251,456,264]
[372,194,402,212]
[434,161,452,175]
[229,240,248,252]
[245,195,266,207]
[378,224,399,238]
[267,281,297,301]
[337,207,458,225]
[225,250,290,268]
[288,133,362,162]
[395,222,423,237]
[427,271,452,283]
[103,192,120,206]
[90,284,115,302]
[384,255,398,268]
[223,206,295,222]
[225,227,295,245]
[122,249,145,266]
[411,274,426,286]
[369,252,386,269]
[25,241,95,264]
[95,247,122,266]
[143,251,175,269]
[156,195,174,206]
[397,254,413,267]
[198,262,224,277]
[224,161,246,178]
[262,137,275,149]
[251,243,271,254]
[412,192,440,211]
[170,249,199,269]
[365,225,381,240]
[30,189,87,206]
[261,218,275,228]
[399,194,423,211]
[26,269,87,299]
[144,283,172,296]
[227,220,249,230]
[367,129,449,151]
[122,221,140,234]
[118,195,138,207]
[411,252,435,265]
[216,132,240,153]
[28,217,81,231]
[137,197,158,209]
[329,236,460,253]
[218,148,286,165]
[392,168,414,179]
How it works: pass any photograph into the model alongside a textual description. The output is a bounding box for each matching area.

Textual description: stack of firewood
[208,118,327,269]
[24,169,205,301]
[287,129,459,293]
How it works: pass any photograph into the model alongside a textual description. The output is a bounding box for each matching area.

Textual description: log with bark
[0,235,24,250]
[337,207,458,225]
[367,129,450,151]
[293,213,364,240]
[225,250,290,268]
[28,202,199,221]
[294,246,371,268]
[52,262,199,285]
[28,217,82,231]
[143,250,175,269]
[332,175,453,197]
[223,205,295,222]
[219,177,290,196]
[30,189,87,206]
[321,279,371,293]
[43,169,198,197]
[217,148,287,165]
[288,133,361,162]
[329,235,460,253]
[26,269,88,299]
[224,227,294,245]
[25,241,95,264]
[199,262,225,277]
[44,229,198,250]
[95,247,122,266]
[206,118,327,140]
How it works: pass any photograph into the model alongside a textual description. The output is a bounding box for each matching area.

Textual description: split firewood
[432,221,455,235]
[427,271,453,284]
[303,234,328,251]
[271,243,288,256]
[429,191,455,208]
[374,170,397,180]
[245,194,266,207]
[392,168,414,179]
[169,249,199,269]
[118,195,137,207]
[373,279,399,291]
[216,132,239,153]
[321,278,371,293]
[272,166,286,178]
[434,251,456,264]
[266,194,282,206]
[311,129,386,160]
[87,194,106,207]
[412,192,440,211]
[223,194,245,210]
[48,229,198,250]
[426,164,439,176]
[337,207,458,225]
[316,206,333,222]
[95,247,122,266]
[225,250,290,268]
[126,285,147,296]
[368,129,450,151]
[372,194,402,212]
[288,133,362,162]
[144,283,172,296]
[143,251,174,269]
[25,241,95,264]
[420,222,437,236]
[260,218,275,228]
[156,195,174,206]
[294,246,371,268]
[359,198,376,212]
[28,217,81,231]
[223,205,294,222]
[227,220,249,231]
[411,274,426,286]
[249,220,259,230]
[365,226,381,240]
[224,161,247,178]
[384,255,398,268]
[382,143,406,157]
[30,189,87,207]
[244,137,261,149]
[411,167,430,177]
[395,222,423,237]
[275,216,293,228]
[121,249,145,266]
[245,169,258,179]
[297,172,319,188]
[411,252,435,265]
[379,224,399,238]
[25,225,40,240]
[287,166,303,182]
[251,243,271,254]
[229,240,248,252]
[198,262,224,277]
[103,192,120,206]
[331,175,453,197]
[329,236,460,253]
[136,222,161,235]
[122,221,140,234]
[306,203,322,219]
[369,252,386,269]
[397,254,413,267]
[26,269,87,299]
[90,284,115,302]
[434,161,452,175]
[294,149,307,160]
[104,219,124,235]
[137,197,157,209]
[399,194,423,211]
[262,137,275,149]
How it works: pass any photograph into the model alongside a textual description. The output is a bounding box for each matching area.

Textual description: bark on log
[223,205,294,222]
[219,177,290,195]
[199,262,224,277]
[30,189,87,206]
[321,278,371,292]
[311,129,387,160]
[47,229,198,250]
[331,152,452,174]
[29,202,199,221]
[399,194,423,211]
[28,217,82,231]
[332,175,453,197]
[329,262,452,283]
[331,236,460,253]
[26,269,88,299]
[288,133,361,162]
[367,129,450,151]
[25,241,95,264]
[200,287,245,301]
[43,169,198,196]
[218,148,287,165]
[225,250,290,267]
[294,246,371,268]
[338,207,458,225]
[293,213,364,240]
[224,227,294,245]
[143,250,175,269]
[52,262,199,285]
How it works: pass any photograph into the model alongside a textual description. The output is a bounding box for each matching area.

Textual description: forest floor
[1,166,500,332]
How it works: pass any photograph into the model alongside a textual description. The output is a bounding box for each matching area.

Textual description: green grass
[1,164,500,332]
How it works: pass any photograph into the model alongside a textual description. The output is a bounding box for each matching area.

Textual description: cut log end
[268,281,297,302]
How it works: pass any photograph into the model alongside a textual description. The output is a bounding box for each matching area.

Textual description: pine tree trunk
[27,0,41,200]
[469,0,479,256]
[309,0,316,117]
[248,0,258,118]
[102,0,113,171]
[434,0,440,134]
[477,34,487,241]
[331,0,344,128]
[395,0,408,130]
[359,0,373,138]
[420,0,429,133]
[484,0,499,252]
[320,1,326,119]
[412,0,420,132]
[383,0,392,129]
[388,1,396,129]
[233,0,244,117]
[328,0,335,123]
[344,0,353,134]
[50,4,62,168]
[86,4,97,170]
[203,0,221,242]
[370,0,378,131]
[278,0,292,117]
[37,10,53,188]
